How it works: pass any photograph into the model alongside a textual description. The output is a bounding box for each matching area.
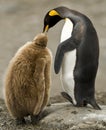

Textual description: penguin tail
[89,99,101,110]
[61,92,74,105]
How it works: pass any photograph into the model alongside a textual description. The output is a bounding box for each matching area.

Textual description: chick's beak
[43,25,49,33]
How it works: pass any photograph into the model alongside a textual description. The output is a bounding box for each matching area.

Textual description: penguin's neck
[60,18,73,42]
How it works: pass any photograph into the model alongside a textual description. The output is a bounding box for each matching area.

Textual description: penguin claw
[61,92,74,105]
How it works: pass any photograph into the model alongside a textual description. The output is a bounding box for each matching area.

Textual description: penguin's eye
[45,17,49,25]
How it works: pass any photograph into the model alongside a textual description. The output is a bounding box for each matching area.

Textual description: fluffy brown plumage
[4,33,52,124]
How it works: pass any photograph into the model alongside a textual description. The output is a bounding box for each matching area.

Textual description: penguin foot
[15,118,26,125]
[61,92,74,105]
[75,101,87,108]
[31,110,50,124]
[76,99,101,110]
[31,115,40,125]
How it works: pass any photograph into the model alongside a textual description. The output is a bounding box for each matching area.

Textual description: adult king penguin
[43,6,101,110]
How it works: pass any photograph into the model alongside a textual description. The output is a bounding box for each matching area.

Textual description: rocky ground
[0,92,106,130]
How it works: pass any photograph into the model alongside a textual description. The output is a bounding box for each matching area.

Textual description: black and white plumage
[43,6,101,110]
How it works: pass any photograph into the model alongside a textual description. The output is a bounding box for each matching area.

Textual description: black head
[43,9,62,33]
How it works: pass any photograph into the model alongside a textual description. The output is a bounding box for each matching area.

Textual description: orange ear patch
[49,10,60,16]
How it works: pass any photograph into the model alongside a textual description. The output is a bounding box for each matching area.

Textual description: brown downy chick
[4,33,52,125]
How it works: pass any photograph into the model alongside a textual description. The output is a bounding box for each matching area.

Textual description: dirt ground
[0,92,106,130]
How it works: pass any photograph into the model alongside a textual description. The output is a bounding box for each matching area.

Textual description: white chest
[60,18,76,103]
[60,18,76,75]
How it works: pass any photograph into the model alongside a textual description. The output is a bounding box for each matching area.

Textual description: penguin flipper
[54,44,64,74]
[54,38,77,74]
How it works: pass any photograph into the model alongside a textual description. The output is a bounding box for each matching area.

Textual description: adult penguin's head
[43,9,63,33]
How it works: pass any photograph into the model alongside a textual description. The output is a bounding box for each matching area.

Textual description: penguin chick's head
[43,9,62,33]
[33,33,48,47]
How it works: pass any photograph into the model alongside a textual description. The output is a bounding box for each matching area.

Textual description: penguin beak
[43,25,49,34]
